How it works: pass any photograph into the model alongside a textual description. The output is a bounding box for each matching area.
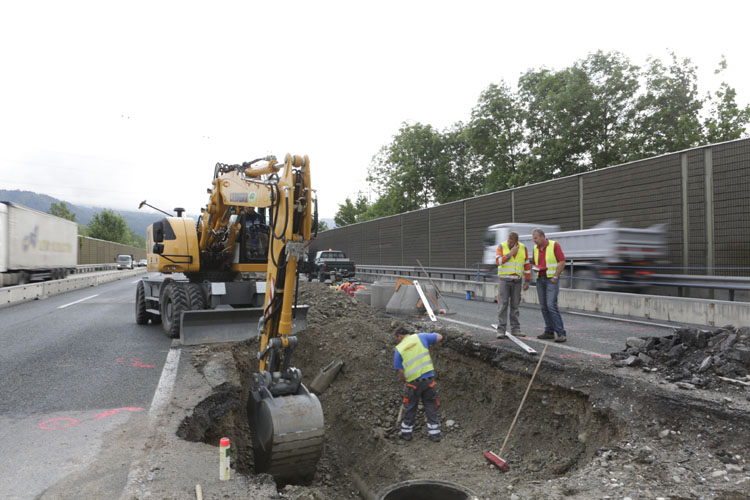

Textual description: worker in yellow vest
[494,231,531,338]
[393,326,443,442]
[531,228,567,342]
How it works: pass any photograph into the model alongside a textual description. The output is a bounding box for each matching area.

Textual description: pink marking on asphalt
[39,417,79,430]
[94,407,144,419]
[116,357,156,368]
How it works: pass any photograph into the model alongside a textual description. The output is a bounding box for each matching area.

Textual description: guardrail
[74,263,119,274]
[354,265,750,327]
[1,267,147,308]
[356,265,750,302]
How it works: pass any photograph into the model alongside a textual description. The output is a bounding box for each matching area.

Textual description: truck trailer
[0,202,78,287]
[482,221,667,291]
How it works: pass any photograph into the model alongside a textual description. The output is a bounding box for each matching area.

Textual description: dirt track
[141,281,750,500]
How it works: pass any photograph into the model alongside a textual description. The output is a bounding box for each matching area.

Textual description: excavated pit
[177,282,750,499]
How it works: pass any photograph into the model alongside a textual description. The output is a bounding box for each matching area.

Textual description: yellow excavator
[136,154,323,483]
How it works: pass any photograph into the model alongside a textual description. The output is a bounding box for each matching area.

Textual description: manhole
[376,479,478,500]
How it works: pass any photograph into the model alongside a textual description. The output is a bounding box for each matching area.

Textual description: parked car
[138,259,147,267]
[307,250,355,282]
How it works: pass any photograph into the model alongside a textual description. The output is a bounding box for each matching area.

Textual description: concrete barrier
[1,268,147,308]
[356,271,750,328]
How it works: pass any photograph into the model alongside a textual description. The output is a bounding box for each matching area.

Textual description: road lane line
[562,310,677,329]
[149,340,180,417]
[438,316,609,358]
[57,294,99,309]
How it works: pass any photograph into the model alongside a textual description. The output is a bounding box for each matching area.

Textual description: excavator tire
[135,281,148,325]
[185,282,207,310]
[249,385,325,485]
[160,281,189,339]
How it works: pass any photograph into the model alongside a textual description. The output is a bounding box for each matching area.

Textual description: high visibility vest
[497,242,526,277]
[533,240,559,278]
[396,334,435,382]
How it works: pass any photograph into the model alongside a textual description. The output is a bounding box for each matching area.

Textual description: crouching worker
[393,326,443,442]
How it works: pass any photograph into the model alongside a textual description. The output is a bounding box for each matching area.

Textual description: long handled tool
[485,343,548,472]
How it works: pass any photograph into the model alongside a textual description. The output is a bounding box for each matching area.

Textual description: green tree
[635,52,704,156]
[367,123,446,212]
[48,201,77,222]
[467,81,525,192]
[317,220,330,232]
[575,51,641,168]
[334,195,369,227]
[128,229,146,249]
[88,209,130,244]
[703,57,750,143]
[517,65,592,180]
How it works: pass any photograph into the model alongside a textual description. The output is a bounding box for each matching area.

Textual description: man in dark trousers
[531,227,567,342]
[393,326,443,442]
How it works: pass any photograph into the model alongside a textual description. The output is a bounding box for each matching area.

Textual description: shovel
[485,343,548,471]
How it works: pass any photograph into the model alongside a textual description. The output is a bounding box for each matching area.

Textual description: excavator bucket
[250,383,325,484]
[179,305,309,346]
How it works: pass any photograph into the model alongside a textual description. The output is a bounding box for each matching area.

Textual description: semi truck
[482,221,667,291]
[0,202,78,286]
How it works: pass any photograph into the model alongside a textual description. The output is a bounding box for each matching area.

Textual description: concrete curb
[1,268,148,308]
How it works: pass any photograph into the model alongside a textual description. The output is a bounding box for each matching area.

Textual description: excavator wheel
[160,282,189,338]
[249,384,325,484]
[135,281,148,325]
[185,282,206,310]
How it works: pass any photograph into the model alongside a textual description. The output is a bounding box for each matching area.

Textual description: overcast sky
[1,0,747,220]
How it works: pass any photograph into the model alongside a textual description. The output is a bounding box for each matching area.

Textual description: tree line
[48,202,146,248]
[335,51,749,227]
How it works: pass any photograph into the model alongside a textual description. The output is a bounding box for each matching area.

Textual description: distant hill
[0,189,169,237]
[1,189,336,236]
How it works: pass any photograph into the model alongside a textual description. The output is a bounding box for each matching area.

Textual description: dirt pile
[611,325,750,389]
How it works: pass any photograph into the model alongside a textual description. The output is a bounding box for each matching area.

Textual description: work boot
[429,434,441,442]
[400,433,412,441]
[496,330,507,339]
[554,333,567,343]
[537,332,555,340]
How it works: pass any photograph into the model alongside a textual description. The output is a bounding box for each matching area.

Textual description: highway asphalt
[0,275,170,500]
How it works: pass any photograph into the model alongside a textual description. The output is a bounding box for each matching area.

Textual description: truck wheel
[135,281,149,325]
[573,269,597,290]
[160,282,189,339]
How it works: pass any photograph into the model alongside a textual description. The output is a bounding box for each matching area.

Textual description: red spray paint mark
[39,417,79,430]
[558,354,587,359]
[573,332,587,336]
[115,358,156,368]
[94,407,143,419]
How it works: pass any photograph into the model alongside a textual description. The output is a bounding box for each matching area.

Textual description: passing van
[117,254,134,270]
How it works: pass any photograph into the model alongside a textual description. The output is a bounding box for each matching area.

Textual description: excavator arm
[247,154,324,484]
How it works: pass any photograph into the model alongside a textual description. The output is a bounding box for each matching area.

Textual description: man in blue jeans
[531,228,567,343]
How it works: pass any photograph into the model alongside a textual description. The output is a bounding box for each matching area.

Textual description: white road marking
[149,340,181,417]
[438,316,609,358]
[123,341,181,498]
[563,310,677,329]
[57,294,99,309]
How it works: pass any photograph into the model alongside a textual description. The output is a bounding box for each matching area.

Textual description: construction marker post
[219,437,230,480]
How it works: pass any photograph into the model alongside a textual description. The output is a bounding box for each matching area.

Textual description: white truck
[0,202,78,286]
[482,221,667,291]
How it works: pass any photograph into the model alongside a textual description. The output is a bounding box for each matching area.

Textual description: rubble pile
[611,325,750,388]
